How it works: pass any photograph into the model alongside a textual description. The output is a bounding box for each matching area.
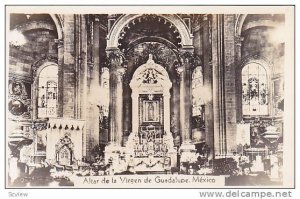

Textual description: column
[177,66,187,141]
[223,14,238,155]
[164,90,177,168]
[92,16,100,84]
[115,68,125,145]
[131,92,139,134]
[234,35,243,122]
[171,74,180,144]
[178,49,196,163]
[107,49,125,146]
[202,14,214,159]
[57,39,64,117]
[62,15,76,118]
[178,50,193,144]
[104,49,125,165]
[211,14,227,157]
[86,15,101,160]
[77,15,88,157]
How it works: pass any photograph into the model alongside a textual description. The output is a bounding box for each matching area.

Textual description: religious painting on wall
[8,80,31,117]
[142,100,160,123]
[10,82,23,95]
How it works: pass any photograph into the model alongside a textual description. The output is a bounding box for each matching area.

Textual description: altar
[105,55,177,172]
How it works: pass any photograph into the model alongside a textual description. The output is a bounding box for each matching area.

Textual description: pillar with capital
[104,49,126,164]
[177,49,196,163]
[202,14,214,160]
[234,35,243,123]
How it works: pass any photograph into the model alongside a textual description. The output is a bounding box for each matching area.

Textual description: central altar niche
[127,54,177,171]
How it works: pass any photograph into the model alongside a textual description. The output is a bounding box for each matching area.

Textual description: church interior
[7,13,285,184]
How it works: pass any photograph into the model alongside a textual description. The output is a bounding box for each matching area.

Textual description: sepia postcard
[5,5,295,188]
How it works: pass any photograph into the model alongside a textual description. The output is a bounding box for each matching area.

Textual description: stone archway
[106,14,193,49]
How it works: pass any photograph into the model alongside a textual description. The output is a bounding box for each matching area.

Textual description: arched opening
[241,62,269,116]
[37,64,58,118]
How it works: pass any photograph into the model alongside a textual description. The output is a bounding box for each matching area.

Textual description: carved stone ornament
[55,135,74,154]
[179,50,202,68]
[106,49,126,66]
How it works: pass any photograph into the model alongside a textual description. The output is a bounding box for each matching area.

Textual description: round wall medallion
[8,100,26,116]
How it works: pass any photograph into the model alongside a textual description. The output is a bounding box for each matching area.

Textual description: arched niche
[32,62,58,119]
[129,54,172,134]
